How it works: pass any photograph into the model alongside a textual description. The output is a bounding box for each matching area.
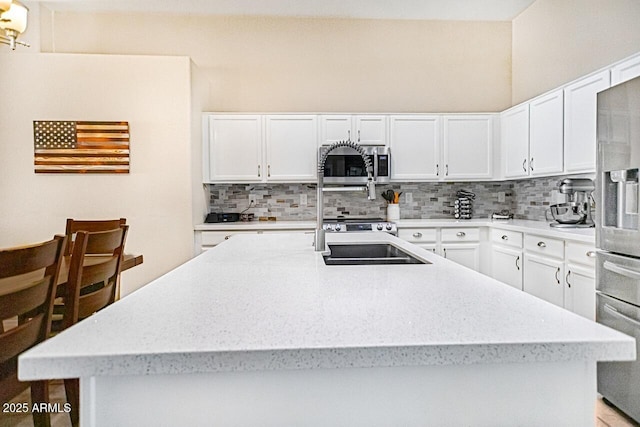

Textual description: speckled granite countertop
[20,233,632,381]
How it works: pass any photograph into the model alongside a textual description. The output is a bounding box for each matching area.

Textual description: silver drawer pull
[224,235,231,240]
[604,304,640,328]
[456,232,466,237]
[515,256,520,271]
[566,271,571,288]
[501,235,508,240]
[555,267,560,284]
[537,241,546,248]
[603,261,640,280]
[586,251,596,258]
[413,232,422,238]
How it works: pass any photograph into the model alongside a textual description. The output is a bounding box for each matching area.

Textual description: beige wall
[40,11,512,112]
[0,53,196,295]
[513,0,640,104]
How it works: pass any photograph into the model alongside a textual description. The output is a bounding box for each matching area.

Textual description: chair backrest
[62,225,128,329]
[64,218,126,255]
[0,235,66,402]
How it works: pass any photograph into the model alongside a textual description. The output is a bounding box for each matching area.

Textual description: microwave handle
[373,148,378,179]
[603,260,640,281]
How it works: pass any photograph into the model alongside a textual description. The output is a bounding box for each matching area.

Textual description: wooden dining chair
[64,218,126,255]
[61,225,128,426]
[0,235,67,427]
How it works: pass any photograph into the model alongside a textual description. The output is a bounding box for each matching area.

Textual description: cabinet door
[354,115,387,145]
[523,254,564,307]
[501,104,530,178]
[565,263,596,320]
[563,70,610,173]
[265,115,318,182]
[529,90,564,176]
[389,115,440,181]
[611,53,640,86]
[442,244,480,271]
[319,115,352,145]
[491,246,523,290]
[443,115,493,180]
[206,115,262,182]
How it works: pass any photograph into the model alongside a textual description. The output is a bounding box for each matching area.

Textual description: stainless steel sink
[323,243,430,265]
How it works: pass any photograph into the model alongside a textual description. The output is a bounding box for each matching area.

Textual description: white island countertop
[20,232,633,381]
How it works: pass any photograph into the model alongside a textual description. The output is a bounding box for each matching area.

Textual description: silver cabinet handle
[413,232,422,238]
[522,159,527,173]
[586,251,596,258]
[258,164,261,177]
[555,267,560,284]
[443,248,447,258]
[501,235,508,240]
[446,164,449,176]
[515,255,520,271]
[357,129,361,142]
[566,271,571,288]
[268,164,271,177]
[537,241,546,248]
[456,231,466,237]
[530,157,534,171]
[347,130,351,140]
[603,260,640,280]
[436,164,439,176]
[224,235,231,240]
[604,304,640,328]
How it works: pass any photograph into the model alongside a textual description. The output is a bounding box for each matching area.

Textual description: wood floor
[1,381,638,427]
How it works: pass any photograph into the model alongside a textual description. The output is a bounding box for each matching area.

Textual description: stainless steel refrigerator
[596,75,640,423]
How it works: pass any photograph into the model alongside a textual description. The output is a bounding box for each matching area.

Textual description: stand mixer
[547,178,595,228]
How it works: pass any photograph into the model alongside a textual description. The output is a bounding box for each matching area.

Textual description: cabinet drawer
[398,228,437,243]
[524,234,564,259]
[201,231,256,246]
[565,241,596,267]
[491,229,523,249]
[441,228,479,242]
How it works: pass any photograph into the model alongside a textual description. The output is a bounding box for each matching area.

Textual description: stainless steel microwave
[320,145,390,184]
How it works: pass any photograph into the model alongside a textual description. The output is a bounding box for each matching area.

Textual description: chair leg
[30,380,51,427]
[64,378,80,427]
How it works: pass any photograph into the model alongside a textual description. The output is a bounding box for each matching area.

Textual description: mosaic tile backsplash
[206,175,593,222]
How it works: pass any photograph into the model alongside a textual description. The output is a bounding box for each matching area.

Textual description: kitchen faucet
[314,140,376,251]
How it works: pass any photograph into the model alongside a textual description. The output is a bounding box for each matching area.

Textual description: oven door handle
[604,303,640,328]
[603,260,640,281]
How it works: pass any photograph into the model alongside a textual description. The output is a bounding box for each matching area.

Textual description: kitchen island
[20,233,635,426]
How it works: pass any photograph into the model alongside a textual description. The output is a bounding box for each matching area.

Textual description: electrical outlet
[405,193,413,203]
[218,189,226,200]
[249,194,258,205]
[498,191,505,203]
[300,194,308,206]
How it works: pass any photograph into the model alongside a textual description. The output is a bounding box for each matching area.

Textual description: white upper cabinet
[389,115,440,181]
[319,115,387,146]
[204,114,318,183]
[204,114,263,182]
[501,104,530,179]
[563,70,611,173]
[442,115,493,180]
[529,89,564,176]
[611,53,640,86]
[264,115,318,182]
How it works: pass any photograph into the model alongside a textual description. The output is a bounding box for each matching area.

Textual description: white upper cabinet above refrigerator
[563,70,610,173]
[610,53,640,86]
[319,115,387,146]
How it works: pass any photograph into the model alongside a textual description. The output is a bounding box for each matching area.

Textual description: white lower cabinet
[564,263,595,320]
[442,244,480,271]
[491,245,523,290]
[523,253,565,307]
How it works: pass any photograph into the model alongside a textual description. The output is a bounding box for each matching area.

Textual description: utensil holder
[387,204,400,221]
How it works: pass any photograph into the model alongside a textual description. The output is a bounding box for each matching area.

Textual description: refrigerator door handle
[604,303,640,328]
[603,260,640,280]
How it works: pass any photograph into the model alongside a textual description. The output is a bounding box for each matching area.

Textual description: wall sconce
[1,0,29,50]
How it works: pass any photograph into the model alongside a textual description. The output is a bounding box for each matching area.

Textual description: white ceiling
[39,0,537,21]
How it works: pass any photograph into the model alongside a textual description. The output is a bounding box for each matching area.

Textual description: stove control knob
[335,224,341,231]
[386,224,393,230]
[377,224,383,230]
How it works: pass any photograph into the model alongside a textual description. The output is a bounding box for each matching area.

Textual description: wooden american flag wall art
[33,121,130,173]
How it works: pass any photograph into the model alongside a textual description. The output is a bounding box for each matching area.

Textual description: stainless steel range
[322,217,397,236]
